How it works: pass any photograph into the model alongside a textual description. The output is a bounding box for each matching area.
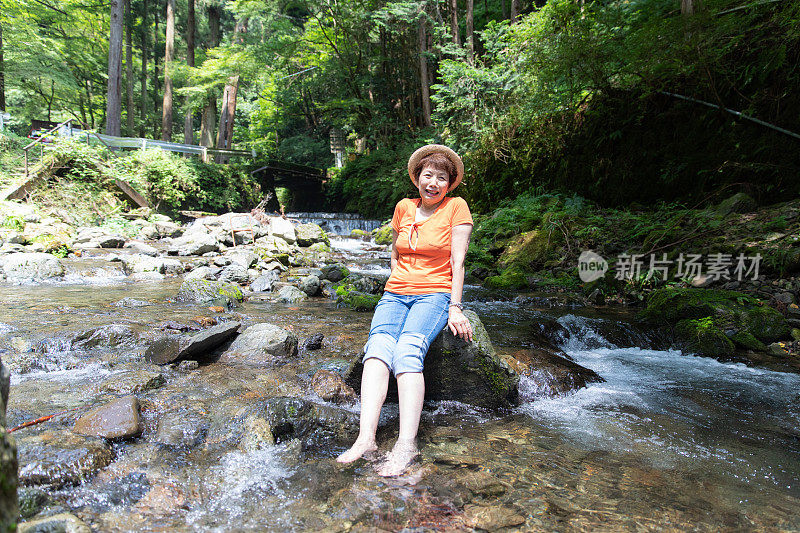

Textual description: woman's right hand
[448,307,473,343]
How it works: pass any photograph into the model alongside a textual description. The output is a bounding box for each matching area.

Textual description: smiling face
[416,164,450,209]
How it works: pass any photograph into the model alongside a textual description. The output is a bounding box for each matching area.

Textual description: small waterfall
[285,212,383,235]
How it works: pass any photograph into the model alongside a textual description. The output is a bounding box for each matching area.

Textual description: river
[1,230,799,531]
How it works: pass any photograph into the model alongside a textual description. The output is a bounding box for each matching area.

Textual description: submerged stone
[507,348,604,400]
[0,360,17,529]
[17,430,113,487]
[154,407,209,448]
[73,396,142,439]
[262,397,359,449]
[17,512,91,533]
[311,370,357,405]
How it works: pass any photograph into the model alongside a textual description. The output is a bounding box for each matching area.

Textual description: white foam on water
[60,268,128,285]
[0,323,15,336]
[11,361,112,385]
[519,314,800,480]
[186,444,297,529]
[329,237,373,253]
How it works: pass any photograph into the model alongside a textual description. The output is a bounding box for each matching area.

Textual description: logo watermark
[578,250,608,282]
[576,251,762,282]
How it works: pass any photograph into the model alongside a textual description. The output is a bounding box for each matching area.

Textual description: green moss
[729,331,767,351]
[350,229,368,237]
[497,229,554,272]
[372,224,393,245]
[1,216,24,231]
[640,288,761,323]
[476,352,509,397]
[742,305,790,342]
[484,269,527,290]
[341,290,381,311]
[675,317,735,357]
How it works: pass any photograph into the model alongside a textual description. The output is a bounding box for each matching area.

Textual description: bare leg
[377,371,424,476]
[336,358,390,463]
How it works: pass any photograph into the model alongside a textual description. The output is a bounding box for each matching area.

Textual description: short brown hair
[413,153,457,186]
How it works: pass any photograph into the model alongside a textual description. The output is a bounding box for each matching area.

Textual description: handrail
[22,118,75,151]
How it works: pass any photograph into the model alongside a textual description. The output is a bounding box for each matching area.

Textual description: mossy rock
[31,233,72,255]
[308,242,331,252]
[175,279,245,307]
[715,192,756,217]
[484,268,527,290]
[371,224,393,245]
[340,290,381,312]
[350,229,368,238]
[728,331,767,352]
[344,310,518,409]
[642,287,789,355]
[497,229,553,271]
[642,288,758,322]
[331,273,385,311]
[675,318,735,357]
[740,304,790,342]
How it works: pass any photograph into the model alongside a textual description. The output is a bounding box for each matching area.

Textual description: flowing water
[2,234,799,531]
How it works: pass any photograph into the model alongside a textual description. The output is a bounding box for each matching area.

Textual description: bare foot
[376,438,419,477]
[336,439,378,463]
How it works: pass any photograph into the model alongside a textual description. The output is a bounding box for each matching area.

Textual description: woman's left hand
[448,308,473,343]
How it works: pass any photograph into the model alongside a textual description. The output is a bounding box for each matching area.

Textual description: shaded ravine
[1,236,799,531]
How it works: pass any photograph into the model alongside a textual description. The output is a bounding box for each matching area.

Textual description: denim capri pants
[363,291,450,375]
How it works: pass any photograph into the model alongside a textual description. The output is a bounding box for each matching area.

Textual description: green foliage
[1,216,25,232]
[116,150,199,211]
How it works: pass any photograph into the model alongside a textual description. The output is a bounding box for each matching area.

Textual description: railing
[22,119,256,177]
[23,118,119,177]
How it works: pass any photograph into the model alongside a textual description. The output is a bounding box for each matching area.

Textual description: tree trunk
[417,18,432,128]
[208,5,221,47]
[106,0,124,136]
[200,102,216,148]
[184,0,195,146]
[466,0,474,64]
[153,0,160,139]
[161,0,175,141]
[0,6,5,112]
[450,0,459,46]
[201,5,222,149]
[510,0,519,22]
[215,75,239,163]
[501,0,508,21]
[140,0,148,136]
[681,0,702,14]
[125,0,134,135]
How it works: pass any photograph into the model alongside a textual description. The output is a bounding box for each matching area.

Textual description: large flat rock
[145,321,241,365]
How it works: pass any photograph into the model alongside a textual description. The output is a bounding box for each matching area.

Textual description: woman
[337,144,474,477]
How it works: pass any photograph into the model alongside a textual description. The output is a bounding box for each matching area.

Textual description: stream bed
[2,236,799,531]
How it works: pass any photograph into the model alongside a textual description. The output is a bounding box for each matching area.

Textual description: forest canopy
[1,0,798,217]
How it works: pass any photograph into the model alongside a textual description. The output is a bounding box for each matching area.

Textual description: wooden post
[215,75,239,163]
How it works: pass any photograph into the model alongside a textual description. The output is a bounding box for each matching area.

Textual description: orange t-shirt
[384,196,473,295]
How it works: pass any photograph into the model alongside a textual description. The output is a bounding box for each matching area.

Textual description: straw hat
[407,144,465,192]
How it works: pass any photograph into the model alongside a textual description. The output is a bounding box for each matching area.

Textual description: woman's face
[416,164,449,208]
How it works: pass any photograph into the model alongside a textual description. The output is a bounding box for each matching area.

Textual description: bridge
[3,119,327,211]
